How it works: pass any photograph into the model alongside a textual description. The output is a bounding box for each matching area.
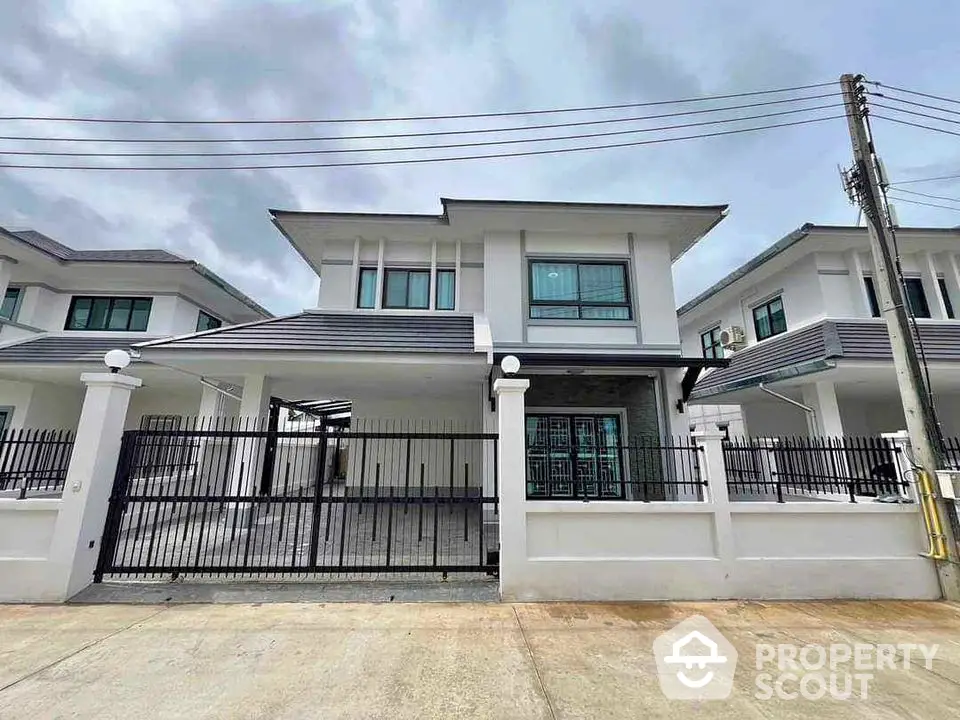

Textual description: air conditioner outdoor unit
[719,326,746,349]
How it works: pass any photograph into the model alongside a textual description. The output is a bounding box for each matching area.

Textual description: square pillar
[845,250,871,316]
[494,376,529,601]
[801,381,845,437]
[919,252,948,319]
[50,372,141,599]
[0,258,12,306]
[228,375,272,516]
[197,382,223,419]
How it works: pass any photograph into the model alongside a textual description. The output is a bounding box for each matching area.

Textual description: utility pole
[840,73,960,599]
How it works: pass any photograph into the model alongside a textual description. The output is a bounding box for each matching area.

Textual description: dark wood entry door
[525,414,624,499]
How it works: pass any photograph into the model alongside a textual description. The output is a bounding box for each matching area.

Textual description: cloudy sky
[1,0,958,315]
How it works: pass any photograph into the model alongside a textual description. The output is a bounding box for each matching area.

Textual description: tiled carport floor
[1,600,959,719]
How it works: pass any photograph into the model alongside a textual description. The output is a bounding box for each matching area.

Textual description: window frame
[527,260,632,321]
[0,287,22,322]
[357,267,378,309]
[864,276,881,317]
[903,277,931,319]
[196,310,222,332]
[751,295,787,341]
[382,268,431,309]
[700,326,723,359]
[65,296,153,332]
[435,268,456,311]
[939,278,955,319]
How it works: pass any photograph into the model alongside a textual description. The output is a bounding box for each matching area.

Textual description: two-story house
[137,198,728,499]
[679,222,960,438]
[0,226,271,431]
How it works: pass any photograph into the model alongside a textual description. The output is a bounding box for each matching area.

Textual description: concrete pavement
[1,600,959,718]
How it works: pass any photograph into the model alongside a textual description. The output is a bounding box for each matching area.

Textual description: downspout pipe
[758,382,816,419]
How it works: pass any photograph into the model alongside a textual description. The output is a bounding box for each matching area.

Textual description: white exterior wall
[0,499,61,603]
[483,233,523,343]
[125,387,203,429]
[22,382,84,431]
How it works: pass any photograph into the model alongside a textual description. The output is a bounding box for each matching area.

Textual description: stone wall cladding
[524,375,661,439]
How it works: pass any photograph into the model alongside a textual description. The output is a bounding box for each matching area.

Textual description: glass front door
[526,414,624,499]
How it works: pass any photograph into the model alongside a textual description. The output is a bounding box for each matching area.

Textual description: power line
[869,103,960,127]
[889,188,960,204]
[0,104,840,158]
[0,93,840,144]
[866,81,960,108]
[0,81,837,125]
[872,115,960,139]
[889,173,960,187]
[865,92,960,119]
[0,114,841,171]
[887,195,960,213]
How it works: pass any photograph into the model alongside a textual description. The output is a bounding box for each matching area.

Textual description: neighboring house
[136,198,729,499]
[0,226,271,431]
[678,223,960,437]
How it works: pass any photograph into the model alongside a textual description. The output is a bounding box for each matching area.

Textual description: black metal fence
[0,428,75,498]
[96,419,498,580]
[723,436,906,502]
[525,436,705,501]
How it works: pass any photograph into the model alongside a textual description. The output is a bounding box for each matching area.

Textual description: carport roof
[0,334,157,363]
[689,319,960,400]
[136,312,479,354]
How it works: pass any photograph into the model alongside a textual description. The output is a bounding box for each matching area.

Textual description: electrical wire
[872,115,960,139]
[887,195,960,213]
[0,81,837,125]
[869,103,960,127]
[0,114,842,171]
[888,173,960,187]
[0,104,840,158]
[863,105,945,447]
[0,93,841,144]
[889,188,960,205]
[865,81,960,108]
[865,93,960,119]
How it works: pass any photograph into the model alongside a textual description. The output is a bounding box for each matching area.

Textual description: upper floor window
[383,269,430,309]
[197,310,222,332]
[939,278,955,319]
[529,261,631,320]
[436,269,456,310]
[0,287,21,321]
[357,268,377,309]
[864,276,932,319]
[752,296,786,341]
[66,296,152,332]
[700,326,723,359]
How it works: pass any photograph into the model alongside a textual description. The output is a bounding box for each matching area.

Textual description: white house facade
[0,226,271,432]
[679,223,960,437]
[137,198,729,500]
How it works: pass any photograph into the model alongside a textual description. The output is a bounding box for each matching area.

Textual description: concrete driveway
[1,600,958,718]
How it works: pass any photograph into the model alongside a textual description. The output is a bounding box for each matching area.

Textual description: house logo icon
[653,615,738,700]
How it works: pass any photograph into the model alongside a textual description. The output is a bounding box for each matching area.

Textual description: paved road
[1,600,958,718]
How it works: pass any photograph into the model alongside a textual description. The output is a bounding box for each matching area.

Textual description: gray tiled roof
[0,334,157,363]
[137,312,478,354]
[690,319,960,399]
[11,230,187,263]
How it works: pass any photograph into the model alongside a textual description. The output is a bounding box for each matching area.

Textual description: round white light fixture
[104,349,131,373]
[547,271,559,278]
[500,355,521,376]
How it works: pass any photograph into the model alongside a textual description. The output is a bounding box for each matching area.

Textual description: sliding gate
[95,422,499,581]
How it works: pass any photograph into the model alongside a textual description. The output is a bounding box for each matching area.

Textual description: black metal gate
[95,421,499,581]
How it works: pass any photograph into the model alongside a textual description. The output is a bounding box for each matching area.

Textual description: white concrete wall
[125,387,203,429]
[347,393,484,491]
[633,238,680,346]
[21,382,84,431]
[483,232,524,343]
[318,264,354,310]
[504,502,937,601]
[741,399,810,437]
[0,498,62,603]
[0,379,35,429]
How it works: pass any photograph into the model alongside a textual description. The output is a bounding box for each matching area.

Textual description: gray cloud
[1,0,958,314]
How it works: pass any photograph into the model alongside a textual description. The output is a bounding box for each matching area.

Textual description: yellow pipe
[915,469,949,561]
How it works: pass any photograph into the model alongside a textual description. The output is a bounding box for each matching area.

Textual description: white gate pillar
[49,371,141,599]
[494,374,529,601]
